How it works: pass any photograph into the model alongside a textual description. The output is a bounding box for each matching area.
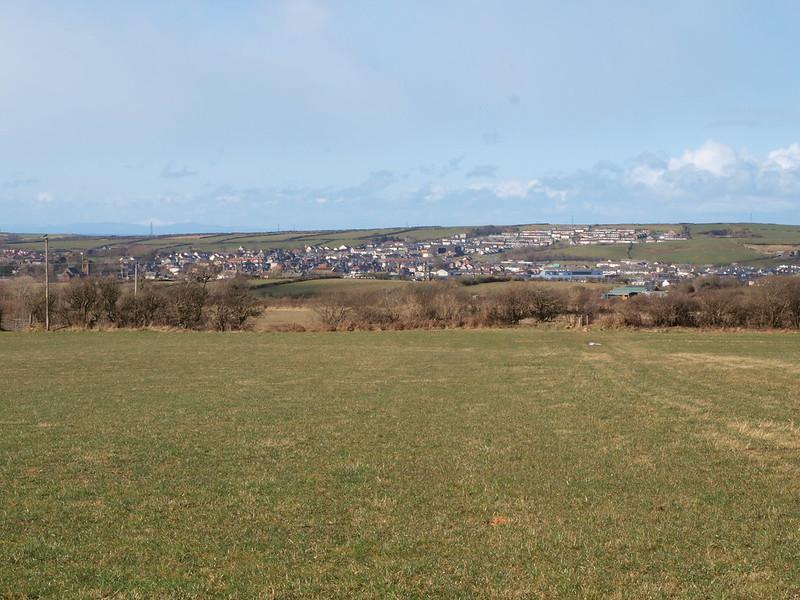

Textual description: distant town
[2,225,800,288]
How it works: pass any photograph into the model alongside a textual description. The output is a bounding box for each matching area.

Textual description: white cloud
[9,140,800,228]
[626,163,665,187]
[455,139,800,221]
[470,179,572,202]
[765,143,800,171]
[667,139,738,176]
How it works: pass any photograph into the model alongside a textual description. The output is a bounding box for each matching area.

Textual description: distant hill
[1,222,254,236]
[2,223,800,266]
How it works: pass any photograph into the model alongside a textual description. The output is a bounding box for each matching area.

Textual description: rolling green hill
[511,223,800,265]
[0,226,472,254]
[3,223,800,265]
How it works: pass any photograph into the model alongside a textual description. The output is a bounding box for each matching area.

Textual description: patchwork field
[4,223,800,267]
[2,330,800,597]
[0,226,472,254]
[514,223,800,265]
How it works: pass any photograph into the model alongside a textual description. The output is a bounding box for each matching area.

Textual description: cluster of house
[489,259,800,286]
[122,240,800,286]
[457,227,686,254]
[2,226,798,288]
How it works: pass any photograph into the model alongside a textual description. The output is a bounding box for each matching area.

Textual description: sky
[2,0,800,233]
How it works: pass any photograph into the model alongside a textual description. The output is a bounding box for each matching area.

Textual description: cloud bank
[4,140,800,230]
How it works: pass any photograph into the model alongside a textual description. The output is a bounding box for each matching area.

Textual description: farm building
[540,269,604,281]
[602,285,650,299]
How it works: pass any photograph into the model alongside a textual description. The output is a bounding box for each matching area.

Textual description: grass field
[2,330,800,597]
[0,226,473,254]
[250,278,409,299]
[251,307,319,330]
[250,278,611,301]
[516,223,800,265]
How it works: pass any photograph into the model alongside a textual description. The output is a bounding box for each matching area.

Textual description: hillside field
[0,226,473,254]
[2,330,800,597]
[4,223,800,266]
[516,223,800,265]
[249,277,610,301]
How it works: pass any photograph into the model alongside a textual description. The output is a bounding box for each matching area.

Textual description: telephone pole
[43,234,50,331]
[134,262,138,298]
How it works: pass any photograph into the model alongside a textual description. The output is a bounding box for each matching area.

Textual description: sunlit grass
[2,330,800,597]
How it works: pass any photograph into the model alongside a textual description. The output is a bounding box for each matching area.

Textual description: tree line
[309,277,800,331]
[2,274,800,332]
[0,275,258,331]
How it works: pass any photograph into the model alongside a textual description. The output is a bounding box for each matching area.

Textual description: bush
[483,288,565,325]
[644,293,695,327]
[166,282,207,329]
[314,295,350,329]
[209,277,259,331]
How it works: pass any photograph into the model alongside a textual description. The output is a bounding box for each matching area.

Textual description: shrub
[314,295,350,329]
[209,277,260,331]
[644,293,695,327]
[166,282,207,329]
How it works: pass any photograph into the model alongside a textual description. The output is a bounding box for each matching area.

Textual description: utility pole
[43,234,49,331]
[133,261,139,326]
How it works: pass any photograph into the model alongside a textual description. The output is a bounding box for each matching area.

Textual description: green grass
[2,329,800,597]
[252,307,319,330]
[251,278,408,299]
[519,236,781,265]
[249,278,610,300]
[0,227,473,254]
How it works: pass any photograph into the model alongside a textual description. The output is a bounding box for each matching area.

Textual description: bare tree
[209,277,259,331]
[97,278,121,324]
[314,295,350,329]
[187,264,222,289]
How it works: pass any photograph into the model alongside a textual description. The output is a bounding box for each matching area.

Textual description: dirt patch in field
[251,307,319,331]
[727,419,800,450]
[667,352,800,374]
[744,243,800,254]
[702,420,800,478]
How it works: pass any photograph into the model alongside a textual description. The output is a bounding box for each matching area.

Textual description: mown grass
[2,330,800,598]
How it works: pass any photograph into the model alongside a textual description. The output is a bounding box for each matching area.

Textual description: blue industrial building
[539,269,605,281]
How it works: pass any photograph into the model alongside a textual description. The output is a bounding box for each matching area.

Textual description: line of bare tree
[309,277,800,331]
[0,274,258,331]
[3,274,800,332]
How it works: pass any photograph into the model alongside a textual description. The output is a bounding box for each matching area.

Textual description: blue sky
[2,0,800,232]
